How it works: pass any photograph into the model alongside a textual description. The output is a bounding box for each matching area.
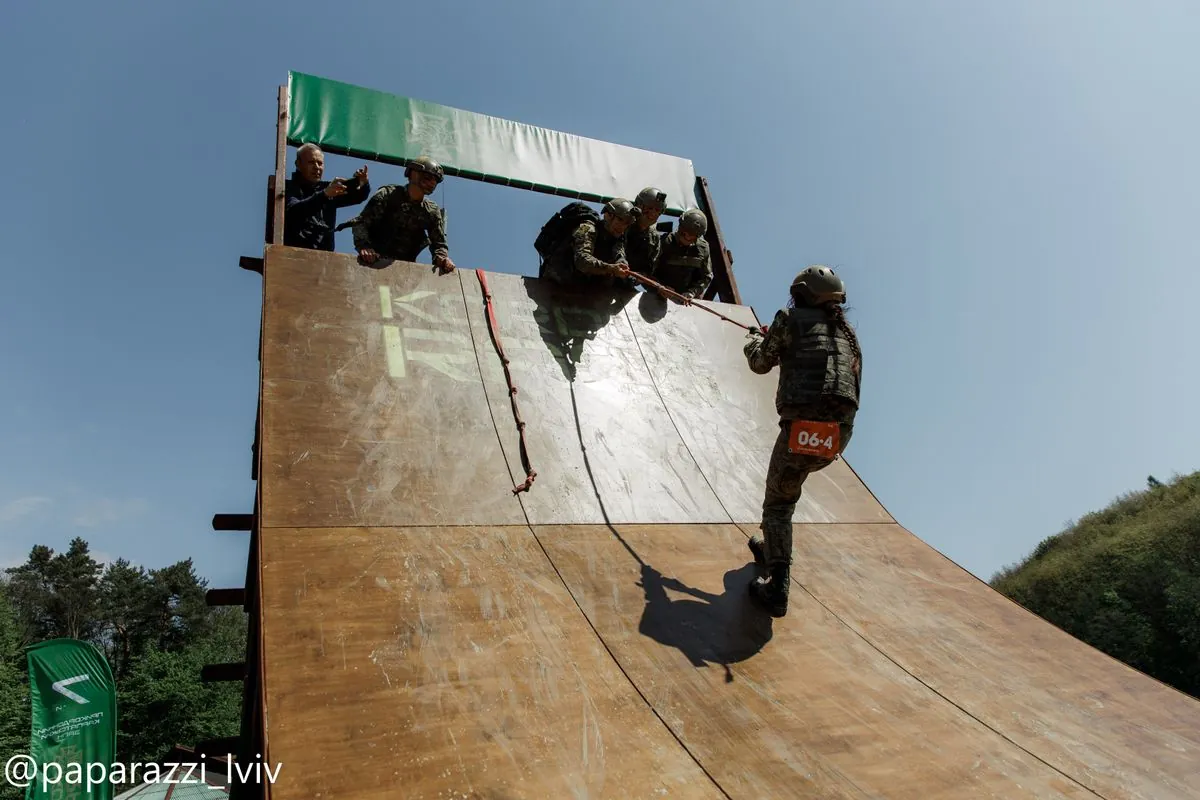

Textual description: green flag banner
[23,638,117,800]
[287,71,699,214]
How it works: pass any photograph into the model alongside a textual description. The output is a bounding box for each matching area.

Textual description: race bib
[787,419,840,458]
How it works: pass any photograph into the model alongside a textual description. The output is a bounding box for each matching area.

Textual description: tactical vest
[654,236,708,290]
[777,305,860,418]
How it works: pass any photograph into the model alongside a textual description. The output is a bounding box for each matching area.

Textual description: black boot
[747,536,766,571]
[748,564,790,618]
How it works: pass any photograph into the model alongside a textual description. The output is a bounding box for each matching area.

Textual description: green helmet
[678,208,708,236]
[635,186,667,211]
[603,197,639,224]
[791,265,846,305]
[406,155,444,184]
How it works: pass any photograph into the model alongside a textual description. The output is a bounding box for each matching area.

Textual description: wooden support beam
[212,513,254,532]
[239,256,264,274]
[264,175,276,246]
[694,175,742,305]
[272,86,288,246]
[206,588,246,607]
[201,662,246,683]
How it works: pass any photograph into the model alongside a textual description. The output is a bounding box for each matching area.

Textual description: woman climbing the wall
[742,265,863,617]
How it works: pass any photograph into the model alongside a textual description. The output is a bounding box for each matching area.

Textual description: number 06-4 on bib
[787,419,840,458]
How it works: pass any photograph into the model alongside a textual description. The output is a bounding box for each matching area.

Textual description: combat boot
[747,535,766,571]
[748,565,790,618]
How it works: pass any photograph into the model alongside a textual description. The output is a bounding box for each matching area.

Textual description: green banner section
[287,71,698,214]
[24,639,117,800]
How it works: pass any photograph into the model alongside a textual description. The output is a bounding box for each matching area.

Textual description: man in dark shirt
[283,143,371,251]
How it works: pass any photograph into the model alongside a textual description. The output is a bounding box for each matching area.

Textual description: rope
[475,269,537,493]
[626,269,766,334]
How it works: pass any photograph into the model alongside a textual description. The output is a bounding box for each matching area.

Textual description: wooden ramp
[251,245,1200,799]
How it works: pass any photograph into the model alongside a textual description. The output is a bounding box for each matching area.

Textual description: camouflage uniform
[349,184,449,263]
[744,299,861,613]
[653,231,712,297]
[542,220,628,289]
[624,224,662,276]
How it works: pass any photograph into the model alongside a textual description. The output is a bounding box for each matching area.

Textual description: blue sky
[1,1,1197,588]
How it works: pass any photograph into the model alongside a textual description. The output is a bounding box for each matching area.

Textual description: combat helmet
[791,265,846,305]
[634,186,668,211]
[603,197,640,224]
[678,208,708,237]
[406,155,445,184]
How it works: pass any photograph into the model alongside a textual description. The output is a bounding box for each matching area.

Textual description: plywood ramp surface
[259,525,723,800]
[534,523,1098,800]
[254,247,1200,800]
[259,248,525,528]
[762,521,1200,800]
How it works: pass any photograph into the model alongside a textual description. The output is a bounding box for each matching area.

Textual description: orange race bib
[787,419,840,458]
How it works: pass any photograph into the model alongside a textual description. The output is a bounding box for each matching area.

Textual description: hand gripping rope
[475,269,537,493]
[626,269,766,334]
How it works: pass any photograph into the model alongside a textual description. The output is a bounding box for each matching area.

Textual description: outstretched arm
[744,309,789,374]
[571,223,622,276]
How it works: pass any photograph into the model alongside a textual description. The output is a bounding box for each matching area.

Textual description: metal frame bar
[695,176,741,305]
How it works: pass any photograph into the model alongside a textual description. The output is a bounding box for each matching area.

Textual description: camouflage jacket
[542,220,627,287]
[349,185,449,263]
[624,224,662,276]
[744,305,861,423]
[653,232,712,297]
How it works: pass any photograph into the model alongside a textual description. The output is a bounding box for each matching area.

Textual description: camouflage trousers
[760,419,854,567]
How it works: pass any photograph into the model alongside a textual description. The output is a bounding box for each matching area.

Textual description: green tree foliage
[991,471,1200,699]
[0,540,247,776]
[0,586,29,800]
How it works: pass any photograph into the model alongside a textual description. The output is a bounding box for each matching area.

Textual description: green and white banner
[23,638,117,800]
[287,70,699,214]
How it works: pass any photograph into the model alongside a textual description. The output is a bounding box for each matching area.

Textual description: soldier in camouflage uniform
[625,187,667,275]
[342,156,457,274]
[743,265,863,617]
[652,208,712,303]
[542,198,638,289]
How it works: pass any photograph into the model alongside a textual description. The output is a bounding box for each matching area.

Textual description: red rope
[476,269,537,494]
[626,269,766,334]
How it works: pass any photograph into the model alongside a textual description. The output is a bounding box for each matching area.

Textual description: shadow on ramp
[637,561,773,683]
[637,289,669,323]
[527,281,636,381]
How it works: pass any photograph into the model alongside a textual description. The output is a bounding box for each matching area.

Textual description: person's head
[789,265,846,309]
[295,143,325,183]
[676,208,708,246]
[405,155,444,198]
[791,265,861,374]
[602,198,639,237]
[633,187,667,230]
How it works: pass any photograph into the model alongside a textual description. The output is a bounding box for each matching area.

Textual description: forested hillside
[0,538,245,800]
[991,472,1200,699]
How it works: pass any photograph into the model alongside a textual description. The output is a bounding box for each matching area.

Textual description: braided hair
[829,302,863,380]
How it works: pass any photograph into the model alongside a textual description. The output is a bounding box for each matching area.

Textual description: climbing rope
[626,269,766,334]
[476,269,537,493]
